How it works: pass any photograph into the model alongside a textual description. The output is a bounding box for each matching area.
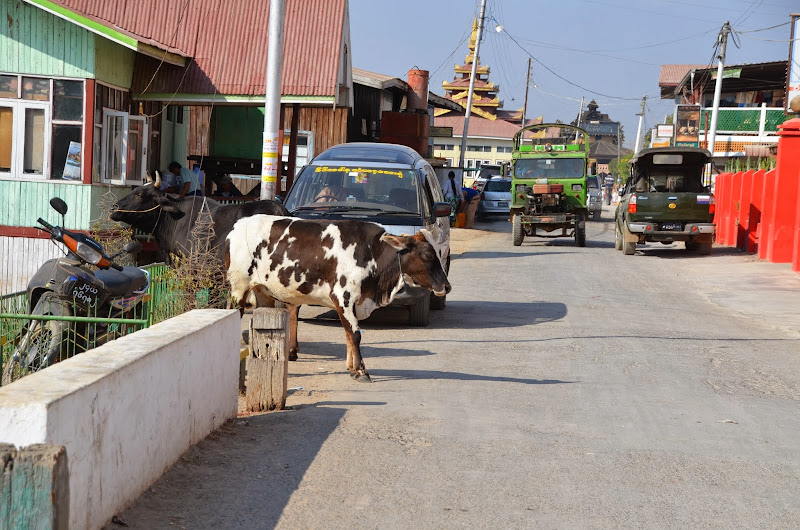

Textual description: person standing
[444,171,462,225]
[169,161,203,198]
[461,185,480,229]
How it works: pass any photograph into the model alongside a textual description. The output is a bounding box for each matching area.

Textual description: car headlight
[572,184,582,191]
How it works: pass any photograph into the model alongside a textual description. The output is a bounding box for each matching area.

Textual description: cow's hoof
[288,351,298,362]
[353,371,372,383]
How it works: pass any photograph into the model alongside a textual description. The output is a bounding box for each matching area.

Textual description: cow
[225,215,451,382]
[109,171,290,263]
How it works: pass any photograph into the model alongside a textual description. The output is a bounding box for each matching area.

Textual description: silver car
[477,177,512,219]
[587,175,603,220]
[283,143,451,326]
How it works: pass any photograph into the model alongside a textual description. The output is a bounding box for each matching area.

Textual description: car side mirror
[590,162,597,176]
[433,202,451,217]
[500,162,509,178]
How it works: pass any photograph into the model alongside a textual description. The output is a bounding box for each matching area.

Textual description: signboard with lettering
[582,122,619,136]
[656,124,675,139]
[429,126,453,137]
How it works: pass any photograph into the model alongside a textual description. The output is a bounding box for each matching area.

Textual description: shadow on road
[439,300,567,328]
[633,245,745,259]
[118,406,346,529]
[296,340,435,360]
[369,368,575,385]
[456,250,570,259]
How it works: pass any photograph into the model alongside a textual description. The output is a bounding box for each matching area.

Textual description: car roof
[311,142,422,167]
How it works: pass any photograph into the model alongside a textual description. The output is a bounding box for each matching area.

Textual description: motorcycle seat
[94,266,149,296]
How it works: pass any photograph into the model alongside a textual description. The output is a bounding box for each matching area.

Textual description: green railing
[700,108,789,134]
[1,263,185,385]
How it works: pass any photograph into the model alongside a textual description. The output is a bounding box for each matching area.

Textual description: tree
[609,152,633,185]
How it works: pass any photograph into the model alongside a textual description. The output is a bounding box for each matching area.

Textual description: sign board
[429,126,453,137]
[786,14,800,114]
[675,105,701,147]
[711,68,742,80]
[656,124,675,138]
[62,142,81,180]
[582,122,619,136]
[651,138,671,148]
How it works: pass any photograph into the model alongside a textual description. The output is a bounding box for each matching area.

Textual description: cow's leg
[335,306,370,382]
[286,304,300,361]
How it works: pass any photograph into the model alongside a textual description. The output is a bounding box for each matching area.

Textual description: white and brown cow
[225,215,451,381]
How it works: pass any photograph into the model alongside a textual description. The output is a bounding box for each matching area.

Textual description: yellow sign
[669,203,677,209]
[315,166,403,178]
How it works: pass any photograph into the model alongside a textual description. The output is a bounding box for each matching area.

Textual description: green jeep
[615,147,715,256]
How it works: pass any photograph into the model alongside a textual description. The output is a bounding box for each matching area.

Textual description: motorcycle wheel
[2,293,71,384]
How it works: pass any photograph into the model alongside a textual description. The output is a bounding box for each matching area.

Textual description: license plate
[661,222,682,231]
[497,201,509,207]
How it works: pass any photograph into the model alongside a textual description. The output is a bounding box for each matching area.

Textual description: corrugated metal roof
[659,64,707,87]
[45,0,347,97]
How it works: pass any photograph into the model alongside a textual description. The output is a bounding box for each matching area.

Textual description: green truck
[614,147,715,255]
[507,123,593,246]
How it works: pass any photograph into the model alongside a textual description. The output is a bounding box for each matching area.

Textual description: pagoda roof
[455,64,489,74]
[443,79,497,91]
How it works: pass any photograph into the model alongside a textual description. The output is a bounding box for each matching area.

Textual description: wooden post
[245,308,288,411]
[1,443,69,530]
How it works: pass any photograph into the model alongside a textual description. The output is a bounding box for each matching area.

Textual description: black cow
[225,215,451,381]
[110,171,289,263]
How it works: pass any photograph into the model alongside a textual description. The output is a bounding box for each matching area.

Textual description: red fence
[712,118,800,273]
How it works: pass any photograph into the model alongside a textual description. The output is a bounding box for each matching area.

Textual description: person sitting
[314,184,347,203]
[216,175,243,197]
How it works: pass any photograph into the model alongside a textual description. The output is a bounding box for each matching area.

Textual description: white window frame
[0,99,51,181]
[101,109,147,185]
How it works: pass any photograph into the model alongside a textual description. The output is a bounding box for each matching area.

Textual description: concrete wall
[0,309,241,530]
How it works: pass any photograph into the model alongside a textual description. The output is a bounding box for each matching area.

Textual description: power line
[497,27,648,101]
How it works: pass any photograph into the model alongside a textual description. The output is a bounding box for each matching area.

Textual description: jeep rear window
[652,154,683,164]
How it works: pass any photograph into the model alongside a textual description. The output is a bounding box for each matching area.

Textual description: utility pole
[706,21,731,158]
[616,121,621,183]
[575,96,585,140]
[260,0,286,201]
[633,95,646,155]
[521,57,532,126]
[458,0,487,175]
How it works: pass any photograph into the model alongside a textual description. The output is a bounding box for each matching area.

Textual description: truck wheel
[408,296,431,326]
[684,241,698,251]
[592,210,601,221]
[574,213,587,247]
[512,215,523,246]
[614,222,623,250]
[622,223,636,255]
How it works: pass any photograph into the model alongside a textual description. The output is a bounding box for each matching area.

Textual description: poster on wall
[62,142,81,180]
[786,14,800,114]
[675,105,701,147]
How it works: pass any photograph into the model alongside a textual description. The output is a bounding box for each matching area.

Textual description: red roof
[659,64,707,87]
[45,0,347,97]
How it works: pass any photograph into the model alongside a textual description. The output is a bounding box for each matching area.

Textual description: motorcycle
[2,198,149,384]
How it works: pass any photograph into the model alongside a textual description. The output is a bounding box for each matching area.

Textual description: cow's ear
[380,233,411,251]
[156,195,185,219]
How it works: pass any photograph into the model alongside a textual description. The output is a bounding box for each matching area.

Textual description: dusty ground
[116,205,800,529]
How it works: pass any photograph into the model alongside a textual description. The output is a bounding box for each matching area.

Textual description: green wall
[93,36,134,88]
[211,107,265,159]
[0,180,126,231]
[0,0,94,78]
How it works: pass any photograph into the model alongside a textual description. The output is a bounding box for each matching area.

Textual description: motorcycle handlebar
[111,262,124,271]
[37,218,55,232]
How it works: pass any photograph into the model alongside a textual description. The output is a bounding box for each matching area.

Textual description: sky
[349,0,796,149]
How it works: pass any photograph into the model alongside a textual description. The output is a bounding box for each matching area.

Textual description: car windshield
[484,179,511,192]
[285,165,420,213]
[587,176,599,188]
[514,158,585,179]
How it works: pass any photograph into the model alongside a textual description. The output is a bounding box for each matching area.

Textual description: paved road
[119,204,800,529]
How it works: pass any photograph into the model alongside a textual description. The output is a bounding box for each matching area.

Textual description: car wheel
[430,291,446,310]
[574,213,587,247]
[622,223,636,255]
[408,296,431,326]
[614,221,623,250]
[512,214,523,246]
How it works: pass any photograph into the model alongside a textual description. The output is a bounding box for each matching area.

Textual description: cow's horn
[154,170,162,189]
[144,171,153,184]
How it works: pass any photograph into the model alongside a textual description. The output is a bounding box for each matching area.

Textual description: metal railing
[1,263,184,385]
[700,106,789,135]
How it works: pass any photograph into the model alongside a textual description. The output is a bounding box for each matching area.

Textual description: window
[496,146,512,153]
[0,74,81,181]
[467,145,491,152]
[101,109,147,184]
